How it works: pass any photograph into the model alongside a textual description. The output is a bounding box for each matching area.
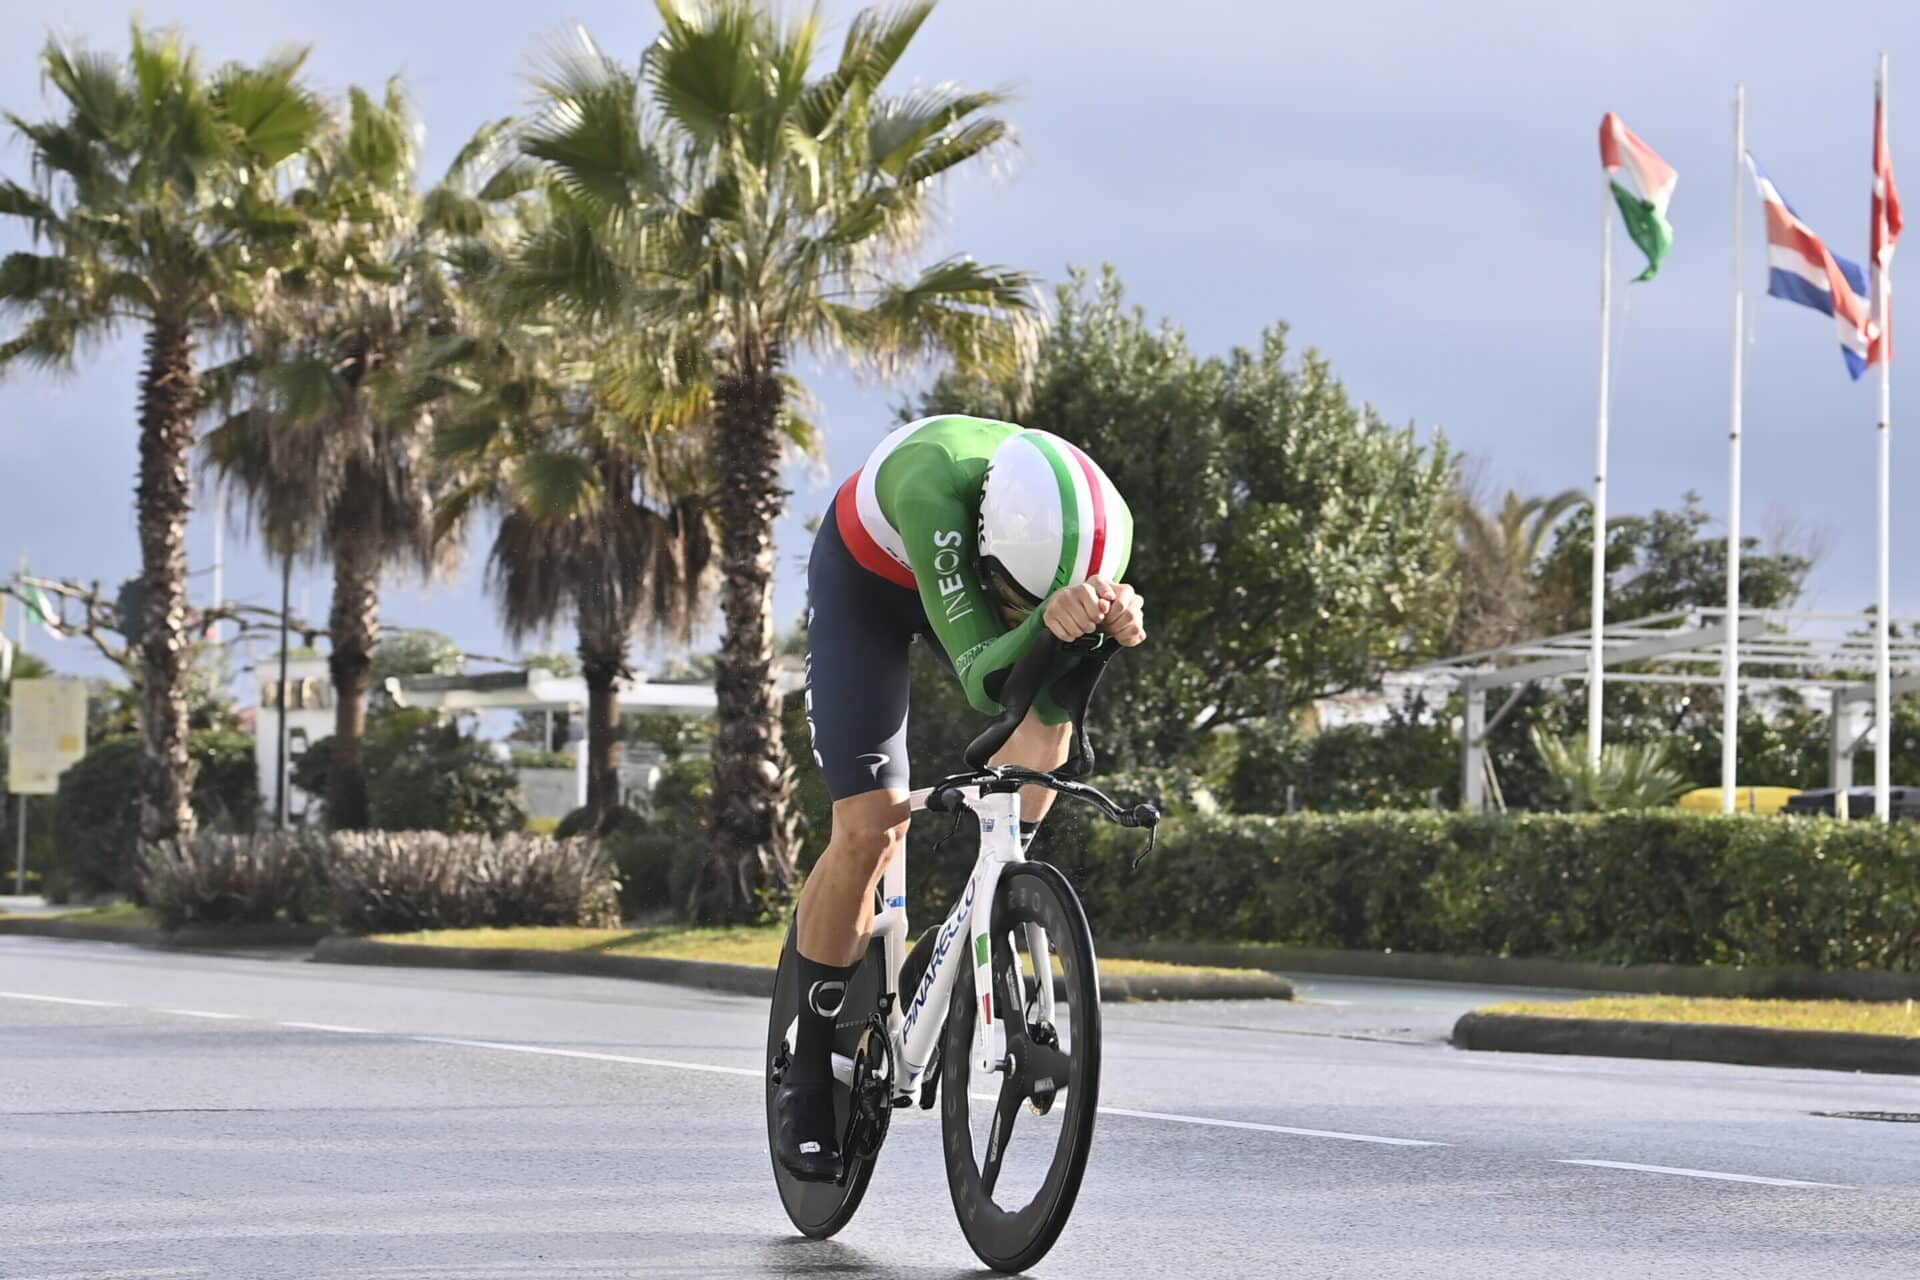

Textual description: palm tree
[1450,487,1585,653]
[509,3,1039,920]
[435,202,715,828]
[205,85,506,829]
[0,27,326,843]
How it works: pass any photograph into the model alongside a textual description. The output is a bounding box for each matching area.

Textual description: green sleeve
[889,470,1081,723]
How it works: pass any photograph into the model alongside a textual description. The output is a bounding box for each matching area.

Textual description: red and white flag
[1870,76,1904,368]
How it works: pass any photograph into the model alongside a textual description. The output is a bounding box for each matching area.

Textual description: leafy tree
[0,26,327,844]
[53,730,261,899]
[505,3,1040,920]
[1532,494,1810,632]
[922,268,1458,765]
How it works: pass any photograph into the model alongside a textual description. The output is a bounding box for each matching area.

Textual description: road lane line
[1100,1105,1446,1147]
[162,1009,245,1020]
[1558,1159,1851,1189]
[278,1021,373,1034]
[0,991,122,1008]
[410,1034,761,1079]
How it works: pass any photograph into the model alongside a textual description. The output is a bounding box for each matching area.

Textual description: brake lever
[1131,823,1157,871]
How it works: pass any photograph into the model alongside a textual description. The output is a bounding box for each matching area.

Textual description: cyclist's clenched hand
[1095,581,1146,647]
[1042,581,1110,642]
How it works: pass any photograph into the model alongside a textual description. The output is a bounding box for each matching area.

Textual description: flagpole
[1724,85,1746,813]
[1876,52,1894,823]
[1590,181,1614,766]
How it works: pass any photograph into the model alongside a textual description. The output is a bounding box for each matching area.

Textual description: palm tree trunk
[326,477,381,830]
[697,362,798,923]
[135,316,200,845]
[578,625,623,824]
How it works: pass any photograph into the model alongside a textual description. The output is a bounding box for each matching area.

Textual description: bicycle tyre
[939,861,1102,1273]
[765,925,887,1238]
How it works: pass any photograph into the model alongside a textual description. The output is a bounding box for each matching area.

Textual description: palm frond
[510,449,603,520]
[212,45,326,166]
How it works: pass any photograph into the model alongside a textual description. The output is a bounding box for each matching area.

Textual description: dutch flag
[1747,153,1876,378]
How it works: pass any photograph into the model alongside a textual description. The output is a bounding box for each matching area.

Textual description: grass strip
[1486,995,1920,1039]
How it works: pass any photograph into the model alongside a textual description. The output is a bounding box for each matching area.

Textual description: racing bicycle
[765,633,1158,1272]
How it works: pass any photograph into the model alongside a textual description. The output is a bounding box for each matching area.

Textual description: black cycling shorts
[804,496,955,801]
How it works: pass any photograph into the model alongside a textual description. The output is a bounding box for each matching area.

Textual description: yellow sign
[6,678,88,795]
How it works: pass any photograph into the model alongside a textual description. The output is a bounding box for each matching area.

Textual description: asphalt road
[3,937,1918,1278]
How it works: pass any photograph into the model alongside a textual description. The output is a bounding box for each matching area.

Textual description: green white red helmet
[977,430,1133,613]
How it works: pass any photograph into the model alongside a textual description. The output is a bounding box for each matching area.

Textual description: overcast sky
[3,0,1917,693]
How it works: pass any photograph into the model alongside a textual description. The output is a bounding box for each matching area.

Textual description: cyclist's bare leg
[992,709,1072,824]
[796,787,910,966]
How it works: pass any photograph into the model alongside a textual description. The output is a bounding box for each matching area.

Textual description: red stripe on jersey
[1066,442,1108,578]
[835,471,917,590]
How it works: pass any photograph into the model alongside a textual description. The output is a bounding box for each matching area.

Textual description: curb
[1452,1011,1920,1076]
[1106,941,1920,1001]
[0,917,331,950]
[312,937,1293,1003]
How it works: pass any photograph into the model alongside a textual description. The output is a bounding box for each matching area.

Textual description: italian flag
[1600,113,1677,281]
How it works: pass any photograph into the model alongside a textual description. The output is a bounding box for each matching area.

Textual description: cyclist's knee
[828,794,909,877]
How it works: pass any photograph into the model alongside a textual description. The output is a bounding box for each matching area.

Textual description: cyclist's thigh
[806,514,926,800]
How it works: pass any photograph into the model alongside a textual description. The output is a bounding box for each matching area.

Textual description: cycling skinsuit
[804,415,1132,800]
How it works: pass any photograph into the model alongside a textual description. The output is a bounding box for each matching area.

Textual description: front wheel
[940,862,1102,1273]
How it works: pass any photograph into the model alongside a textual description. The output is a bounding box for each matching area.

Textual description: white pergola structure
[1411,609,1920,812]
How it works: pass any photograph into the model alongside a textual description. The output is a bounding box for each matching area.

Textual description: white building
[253,654,333,822]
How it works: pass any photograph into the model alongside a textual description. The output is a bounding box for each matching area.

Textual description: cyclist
[775,414,1145,1182]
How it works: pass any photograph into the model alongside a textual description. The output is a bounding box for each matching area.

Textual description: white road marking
[410,1034,762,1079]
[161,1009,244,1021]
[278,1021,373,1034]
[0,991,121,1008]
[1558,1159,1851,1189]
[1100,1105,1446,1147]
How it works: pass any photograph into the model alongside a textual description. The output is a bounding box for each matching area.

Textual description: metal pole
[276,555,291,831]
[1875,53,1895,823]
[13,794,23,896]
[1590,183,1614,766]
[1723,85,1747,813]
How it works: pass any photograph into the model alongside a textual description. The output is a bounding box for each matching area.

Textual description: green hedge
[1063,811,1920,972]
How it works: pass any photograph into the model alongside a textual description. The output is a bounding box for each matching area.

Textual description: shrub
[54,731,266,899]
[327,832,620,934]
[555,803,643,841]
[1068,810,1920,973]
[369,739,525,835]
[138,832,322,931]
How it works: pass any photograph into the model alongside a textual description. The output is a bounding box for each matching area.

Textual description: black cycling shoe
[773,1080,844,1183]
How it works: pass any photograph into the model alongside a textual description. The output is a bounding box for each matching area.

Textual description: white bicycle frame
[812,777,1060,1102]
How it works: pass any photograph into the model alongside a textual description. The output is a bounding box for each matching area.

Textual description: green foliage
[53,732,262,899]
[510,749,577,770]
[1226,706,1455,814]
[138,832,322,930]
[623,711,713,762]
[920,268,1457,766]
[1532,496,1810,633]
[1070,810,1920,972]
[1528,727,1691,811]
[372,631,465,682]
[368,738,525,836]
[326,831,620,933]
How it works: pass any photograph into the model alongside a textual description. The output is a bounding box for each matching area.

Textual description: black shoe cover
[774,1080,844,1183]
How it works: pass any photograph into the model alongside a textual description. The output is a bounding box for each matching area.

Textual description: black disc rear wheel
[765,926,888,1238]
[940,862,1102,1273]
